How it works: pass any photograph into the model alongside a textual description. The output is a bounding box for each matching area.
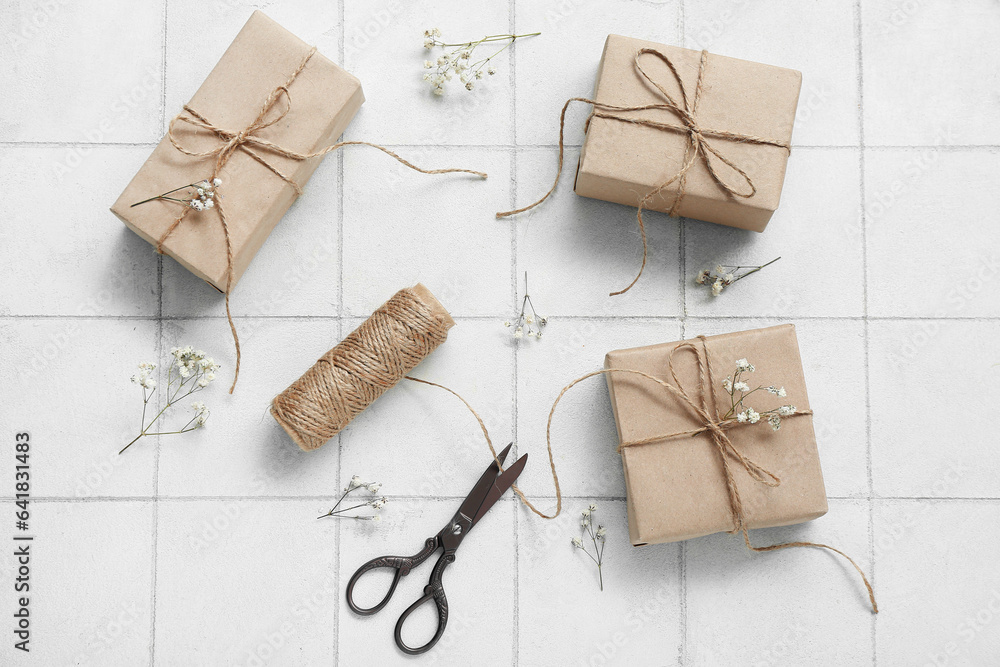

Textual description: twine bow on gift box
[547,336,878,614]
[498,48,791,296]
[148,47,487,393]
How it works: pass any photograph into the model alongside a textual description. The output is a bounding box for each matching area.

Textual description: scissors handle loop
[394,552,455,655]
[345,537,438,615]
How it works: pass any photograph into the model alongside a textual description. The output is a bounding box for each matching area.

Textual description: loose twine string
[497,48,791,296]
[270,286,562,519]
[155,47,487,393]
[545,336,877,613]
[271,287,877,611]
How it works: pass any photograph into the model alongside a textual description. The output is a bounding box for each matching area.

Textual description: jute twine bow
[498,48,791,296]
[546,336,878,613]
[270,285,561,518]
[157,47,487,393]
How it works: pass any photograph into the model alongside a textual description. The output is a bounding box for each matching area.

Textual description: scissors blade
[454,443,512,522]
[470,452,527,528]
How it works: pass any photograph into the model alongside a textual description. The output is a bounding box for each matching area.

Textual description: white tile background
[1,0,998,665]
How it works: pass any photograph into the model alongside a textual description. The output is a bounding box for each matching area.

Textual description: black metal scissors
[346,443,526,655]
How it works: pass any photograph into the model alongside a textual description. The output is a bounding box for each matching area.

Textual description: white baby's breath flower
[711,279,724,296]
[588,503,597,512]
[433,86,444,96]
[465,81,474,90]
[514,327,524,339]
[212,178,222,187]
[768,415,782,431]
[778,405,796,416]
[572,537,583,548]
[596,526,606,539]
[733,381,750,392]
[695,269,711,284]
[367,482,382,494]
[372,514,382,522]
[745,408,760,424]
[487,65,496,75]
[722,376,733,392]
[737,411,748,423]
[736,359,755,372]
[423,38,434,49]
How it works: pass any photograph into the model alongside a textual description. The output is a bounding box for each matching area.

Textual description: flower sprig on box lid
[421,28,539,95]
[130,177,222,211]
[721,358,797,431]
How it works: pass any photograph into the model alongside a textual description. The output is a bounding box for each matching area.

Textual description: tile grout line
[334,3,346,665]
[510,1,519,663]
[149,1,168,665]
[854,2,877,665]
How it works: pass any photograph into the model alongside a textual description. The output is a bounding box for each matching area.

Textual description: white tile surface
[874,500,1000,665]
[5,0,999,663]
[154,500,337,665]
[685,148,864,318]
[0,501,154,666]
[686,500,872,665]
[343,0,514,145]
[683,0,860,146]
[0,319,159,498]
[862,0,1000,146]
[0,145,159,317]
[342,146,509,317]
[869,320,1000,498]
[514,147,683,317]
[865,148,1000,317]
[1,0,164,142]
[518,500,682,666]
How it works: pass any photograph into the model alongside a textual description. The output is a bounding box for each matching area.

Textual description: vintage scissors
[346,443,527,655]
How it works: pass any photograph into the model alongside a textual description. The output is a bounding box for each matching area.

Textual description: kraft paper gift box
[110,11,364,292]
[604,324,828,546]
[574,34,802,232]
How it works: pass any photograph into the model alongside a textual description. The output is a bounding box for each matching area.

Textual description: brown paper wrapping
[575,34,801,232]
[604,324,827,546]
[110,11,364,292]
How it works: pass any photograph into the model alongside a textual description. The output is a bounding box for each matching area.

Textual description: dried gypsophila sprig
[317,475,388,523]
[119,346,221,455]
[695,256,780,297]
[503,272,547,341]
[421,28,540,95]
[571,503,607,591]
[131,177,222,212]
[721,358,797,431]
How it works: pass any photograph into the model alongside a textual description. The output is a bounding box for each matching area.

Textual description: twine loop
[498,48,791,296]
[546,336,877,613]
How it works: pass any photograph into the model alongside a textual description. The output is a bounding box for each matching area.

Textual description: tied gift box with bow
[546,324,877,611]
[110,12,485,392]
[500,34,801,295]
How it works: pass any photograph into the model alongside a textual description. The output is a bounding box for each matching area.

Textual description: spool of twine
[271,284,455,451]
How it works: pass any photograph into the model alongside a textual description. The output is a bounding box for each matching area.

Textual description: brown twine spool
[271,284,455,451]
